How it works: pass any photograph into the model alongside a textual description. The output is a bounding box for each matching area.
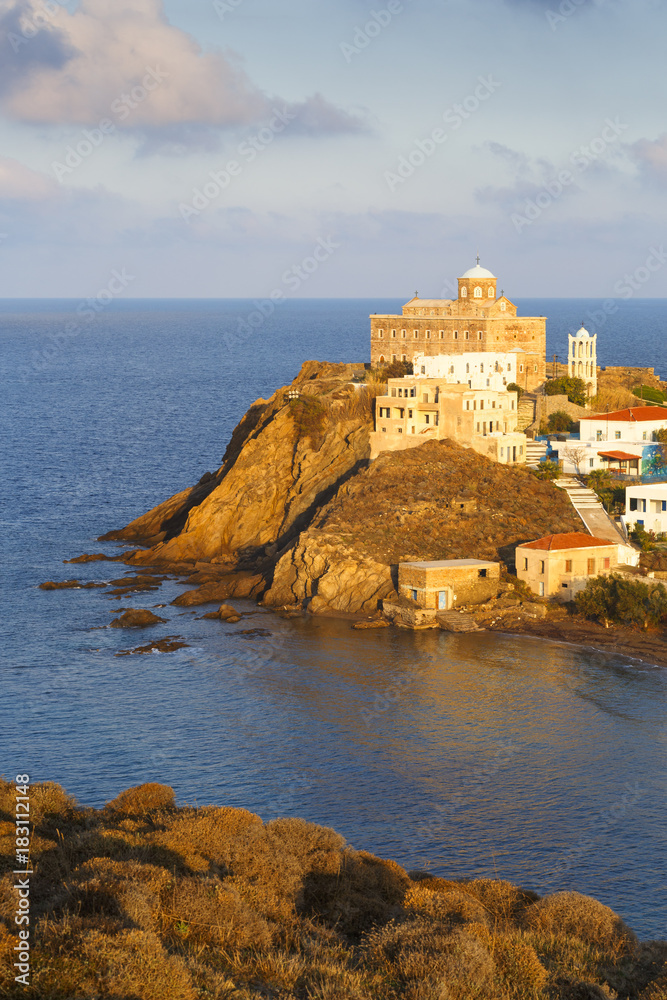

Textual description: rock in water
[109,609,167,628]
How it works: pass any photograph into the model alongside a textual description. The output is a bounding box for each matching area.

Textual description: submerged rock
[200,603,243,623]
[40,580,107,590]
[115,636,189,656]
[171,574,264,606]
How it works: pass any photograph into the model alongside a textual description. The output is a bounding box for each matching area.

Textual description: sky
[1,0,666,298]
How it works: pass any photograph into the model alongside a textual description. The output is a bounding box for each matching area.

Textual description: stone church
[370,260,547,392]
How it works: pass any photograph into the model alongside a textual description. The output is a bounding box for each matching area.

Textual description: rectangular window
[480,400,484,410]
[435,413,439,426]
[603,558,610,569]
[643,431,647,440]
[425,414,430,424]
[663,501,667,512]
[391,388,397,397]
[476,422,481,432]
[565,559,572,572]
[466,401,470,410]
[465,331,470,340]
[414,330,419,339]
[453,331,458,340]
[378,329,384,338]
[478,568,487,578]
[423,393,429,403]
[439,331,444,339]
[587,558,596,575]
[408,409,413,418]
[615,430,621,439]
[397,427,403,434]
[523,558,528,571]
[411,589,418,602]
[391,329,396,338]
[596,430,603,441]
[540,560,545,574]
[401,330,406,338]
[519,364,524,373]
[426,330,431,339]
[478,331,483,340]
[589,459,594,468]
[410,388,416,397]
[534,364,538,372]
[381,427,386,433]
[630,497,638,511]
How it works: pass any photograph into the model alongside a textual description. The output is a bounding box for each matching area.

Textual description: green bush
[576,574,667,629]
[544,377,587,407]
[507,382,523,399]
[632,385,665,404]
[531,460,561,481]
[546,410,574,433]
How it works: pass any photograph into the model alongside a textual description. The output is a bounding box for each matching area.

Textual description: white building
[412,351,521,391]
[568,325,597,396]
[551,405,667,475]
[622,484,667,536]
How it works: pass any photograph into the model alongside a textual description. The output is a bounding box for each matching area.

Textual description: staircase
[517,392,537,431]
[525,440,548,466]
[554,476,628,544]
[436,611,483,633]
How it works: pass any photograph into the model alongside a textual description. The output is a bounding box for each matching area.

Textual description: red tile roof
[597,450,640,461]
[518,533,615,551]
[581,406,667,422]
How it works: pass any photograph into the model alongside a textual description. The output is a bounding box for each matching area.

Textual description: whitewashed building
[551,405,667,475]
[622,484,667,535]
[568,325,597,396]
[411,351,522,391]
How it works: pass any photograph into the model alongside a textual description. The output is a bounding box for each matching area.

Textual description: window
[540,561,545,574]
[391,388,397,397]
[398,408,405,417]
[461,287,467,297]
[565,559,572,572]
[408,409,413,418]
[391,329,396,338]
[587,558,596,575]
[519,364,524,373]
[488,287,494,297]
[589,459,594,468]
[398,428,403,434]
[534,364,538,372]
[466,401,470,410]
[381,427,386,433]
[421,366,426,375]
[474,286,482,298]
[423,393,429,403]
[523,557,528,570]
[410,388,416,398]
[480,400,484,410]
[539,582,545,597]
[466,363,470,374]
[439,331,444,339]
[480,363,484,373]
[453,330,459,340]
[501,447,504,457]
[478,331,483,340]
[643,431,647,440]
[500,301,506,311]
[379,355,385,363]
[596,430,603,441]
[663,501,667,512]
[391,354,397,362]
[478,568,487,578]
[426,330,431,339]
[615,430,621,440]
[401,329,406,338]
[464,330,470,340]
[414,330,419,339]
[476,422,481,432]
[378,329,384,338]
[411,589,418,602]
[603,558,610,569]
[425,414,430,424]
[402,355,407,362]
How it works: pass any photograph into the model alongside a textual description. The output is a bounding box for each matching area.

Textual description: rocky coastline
[56,360,667,667]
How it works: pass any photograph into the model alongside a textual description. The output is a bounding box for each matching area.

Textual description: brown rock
[522,602,548,618]
[200,603,242,623]
[171,573,264,606]
[109,609,166,628]
[352,619,391,629]
[40,580,107,590]
[116,636,189,656]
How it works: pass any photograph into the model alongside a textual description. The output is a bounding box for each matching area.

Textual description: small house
[622,483,667,536]
[398,558,500,611]
[515,533,621,601]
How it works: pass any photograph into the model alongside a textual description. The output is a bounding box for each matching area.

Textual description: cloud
[633,134,667,183]
[0,155,59,199]
[0,0,366,140]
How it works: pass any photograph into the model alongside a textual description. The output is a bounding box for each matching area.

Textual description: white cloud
[633,134,667,183]
[0,155,58,198]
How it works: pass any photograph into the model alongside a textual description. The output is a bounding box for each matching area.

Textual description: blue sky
[1,0,666,297]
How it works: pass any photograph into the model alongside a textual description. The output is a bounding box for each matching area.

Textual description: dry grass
[0,779,662,999]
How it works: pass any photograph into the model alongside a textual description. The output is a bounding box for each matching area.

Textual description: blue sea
[1,298,666,939]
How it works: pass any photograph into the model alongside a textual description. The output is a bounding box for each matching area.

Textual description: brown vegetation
[1,780,664,999]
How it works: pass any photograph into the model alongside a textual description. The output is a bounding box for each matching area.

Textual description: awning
[597,450,640,461]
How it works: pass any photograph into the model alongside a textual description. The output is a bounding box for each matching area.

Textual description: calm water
[1,298,666,939]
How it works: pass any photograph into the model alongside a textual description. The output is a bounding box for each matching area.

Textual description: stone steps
[436,611,483,633]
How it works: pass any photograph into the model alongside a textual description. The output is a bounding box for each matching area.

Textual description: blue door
[438,591,448,610]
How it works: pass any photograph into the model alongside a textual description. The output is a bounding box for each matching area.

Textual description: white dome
[460,264,496,279]
[575,326,590,337]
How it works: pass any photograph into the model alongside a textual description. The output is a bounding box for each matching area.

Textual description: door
[438,590,448,610]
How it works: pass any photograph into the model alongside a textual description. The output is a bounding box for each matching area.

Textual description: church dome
[460,263,496,279]
[576,326,590,337]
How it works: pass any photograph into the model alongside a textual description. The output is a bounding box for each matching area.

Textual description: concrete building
[371,378,526,464]
[412,350,521,391]
[398,558,500,610]
[622,484,667,536]
[370,260,546,391]
[515,532,622,600]
[551,406,667,475]
[568,325,597,396]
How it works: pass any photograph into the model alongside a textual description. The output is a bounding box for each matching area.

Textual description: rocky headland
[97,361,581,617]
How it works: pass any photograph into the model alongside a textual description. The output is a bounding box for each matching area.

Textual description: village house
[515,533,623,601]
[550,406,667,475]
[383,558,501,626]
[622,483,667,536]
[370,378,527,464]
[370,260,546,391]
[411,350,522,391]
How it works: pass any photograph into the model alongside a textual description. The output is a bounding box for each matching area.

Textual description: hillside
[1,780,664,1000]
[98,362,581,615]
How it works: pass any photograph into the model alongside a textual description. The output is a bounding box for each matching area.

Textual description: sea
[1,297,666,939]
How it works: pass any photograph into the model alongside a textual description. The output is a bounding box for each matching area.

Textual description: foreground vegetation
[1,782,666,999]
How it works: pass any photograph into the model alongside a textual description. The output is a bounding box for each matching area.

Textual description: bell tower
[458,257,498,305]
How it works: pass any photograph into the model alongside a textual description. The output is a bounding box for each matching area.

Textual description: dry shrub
[155,805,262,873]
[304,849,410,937]
[640,971,667,999]
[82,928,196,1000]
[69,858,173,931]
[166,876,274,952]
[416,876,538,923]
[522,892,636,952]
[106,782,176,816]
[365,919,496,998]
[404,884,490,927]
[469,922,548,999]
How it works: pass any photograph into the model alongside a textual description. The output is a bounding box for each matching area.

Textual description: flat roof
[400,559,498,568]
[625,483,667,494]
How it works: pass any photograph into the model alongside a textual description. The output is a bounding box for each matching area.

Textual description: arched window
[379,355,385,363]
[474,286,482,298]
[461,287,467,298]
[500,301,506,311]
[488,287,494,297]
[464,330,470,340]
